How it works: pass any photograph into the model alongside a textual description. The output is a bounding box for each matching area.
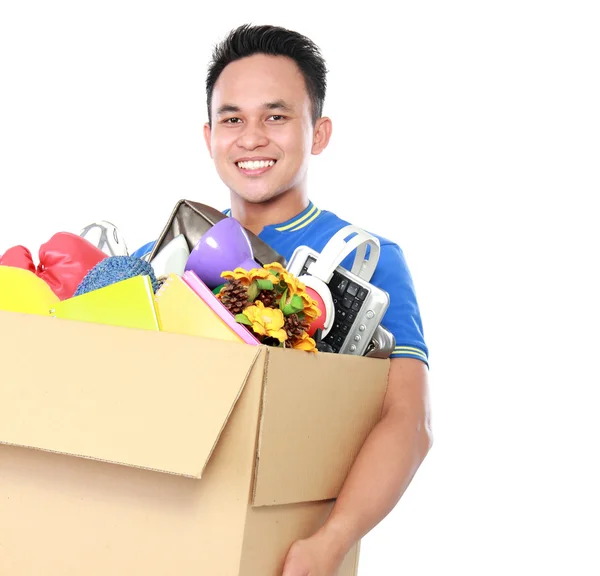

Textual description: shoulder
[317,208,429,365]
[306,208,397,245]
[315,208,406,265]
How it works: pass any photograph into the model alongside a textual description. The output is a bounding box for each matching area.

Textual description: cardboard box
[0,310,389,575]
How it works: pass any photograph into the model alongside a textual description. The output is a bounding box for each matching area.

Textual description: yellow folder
[0,265,59,316]
[154,273,251,344]
[49,275,159,331]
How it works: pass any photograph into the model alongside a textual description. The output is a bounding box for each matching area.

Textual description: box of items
[0,309,389,575]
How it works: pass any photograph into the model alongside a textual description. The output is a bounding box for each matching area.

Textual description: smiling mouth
[236,159,276,173]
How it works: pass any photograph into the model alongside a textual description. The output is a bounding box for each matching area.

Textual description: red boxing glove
[37,232,107,300]
[0,246,36,273]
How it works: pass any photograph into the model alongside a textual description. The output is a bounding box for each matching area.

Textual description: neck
[230,189,309,235]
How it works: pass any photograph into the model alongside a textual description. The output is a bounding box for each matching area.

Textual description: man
[135,23,433,576]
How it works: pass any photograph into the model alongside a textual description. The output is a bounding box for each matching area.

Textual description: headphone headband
[306,225,380,283]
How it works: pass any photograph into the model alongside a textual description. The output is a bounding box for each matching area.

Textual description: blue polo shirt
[132,201,428,365]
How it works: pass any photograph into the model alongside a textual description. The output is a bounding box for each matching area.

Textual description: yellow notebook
[0,265,59,315]
[50,275,159,331]
[154,273,255,344]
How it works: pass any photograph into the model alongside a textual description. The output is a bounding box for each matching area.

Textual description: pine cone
[284,313,307,343]
[219,279,249,315]
[256,289,277,308]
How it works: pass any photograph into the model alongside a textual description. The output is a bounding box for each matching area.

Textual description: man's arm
[283,357,433,574]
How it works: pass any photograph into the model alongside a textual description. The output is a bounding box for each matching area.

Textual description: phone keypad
[324,271,368,353]
[299,260,370,354]
[292,250,390,356]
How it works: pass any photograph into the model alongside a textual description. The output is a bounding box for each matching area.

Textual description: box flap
[0,310,263,478]
[251,347,389,507]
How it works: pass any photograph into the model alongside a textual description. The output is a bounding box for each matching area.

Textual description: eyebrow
[215,100,293,116]
[264,99,293,112]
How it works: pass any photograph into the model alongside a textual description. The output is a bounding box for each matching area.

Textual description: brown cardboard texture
[0,310,390,575]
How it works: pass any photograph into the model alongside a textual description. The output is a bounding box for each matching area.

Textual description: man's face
[204,54,326,204]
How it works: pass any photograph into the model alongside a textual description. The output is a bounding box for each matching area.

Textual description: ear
[203,122,213,158]
[311,117,332,156]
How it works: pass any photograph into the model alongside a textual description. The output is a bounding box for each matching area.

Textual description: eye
[268,115,286,121]
[223,117,242,124]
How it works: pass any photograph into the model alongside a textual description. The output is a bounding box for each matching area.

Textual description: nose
[236,120,269,150]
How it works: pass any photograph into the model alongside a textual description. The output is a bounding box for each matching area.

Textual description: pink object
[0,233,107,300]
[37,233,107,299]
[0,246,36,273]
[182,270,260,346]
[304,286,326,337]
[297,275,334,338]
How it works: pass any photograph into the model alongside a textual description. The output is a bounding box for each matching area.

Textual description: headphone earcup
[298,274,335,339]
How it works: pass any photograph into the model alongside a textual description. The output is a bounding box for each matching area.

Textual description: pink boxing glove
[0,233,107,300]
[36,232,107,300]
[0,245,36,273]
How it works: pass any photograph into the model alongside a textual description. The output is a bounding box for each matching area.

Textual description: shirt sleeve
[366,242,429,366]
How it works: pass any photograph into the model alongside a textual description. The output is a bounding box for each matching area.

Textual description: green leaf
[279,287,288,311]
[247,281,259,301]
[235,314,252,326]
[256,279,273,291]
[282,297,304,316]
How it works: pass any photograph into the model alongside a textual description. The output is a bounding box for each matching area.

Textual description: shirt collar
[223,201,322,233]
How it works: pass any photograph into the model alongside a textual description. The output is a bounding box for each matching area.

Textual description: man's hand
[282,358,432,576]
[281,532,345,576]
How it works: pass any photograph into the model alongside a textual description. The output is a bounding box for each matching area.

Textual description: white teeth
[237,160,275,170]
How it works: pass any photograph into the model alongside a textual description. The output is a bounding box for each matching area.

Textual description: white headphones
[299,226,381,338]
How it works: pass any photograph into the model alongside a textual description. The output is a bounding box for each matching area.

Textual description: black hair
[206,24,328,125]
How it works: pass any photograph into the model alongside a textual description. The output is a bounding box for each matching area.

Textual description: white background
[1,1,599,574]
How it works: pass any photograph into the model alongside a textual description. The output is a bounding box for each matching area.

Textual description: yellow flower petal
[261,307,285,331]
[265,262,286,273]
[248,268,271,280]
[268,328,288,343]
[292,332,317,352]
[221,268,252,285]
[242,301,287,341]
[242,302,262,324]
[299,293,321,320]
[251,321,267,336]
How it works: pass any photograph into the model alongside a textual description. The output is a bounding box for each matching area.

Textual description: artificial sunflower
[238,300,288,343]
[247,266,279,285]
[281,270,306,297]
[291,331,317,353]
[299,291,321,322]
[220,267,253,286]
[262,262,303,295]
[264,262,286,274]
[220,261,322,353]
